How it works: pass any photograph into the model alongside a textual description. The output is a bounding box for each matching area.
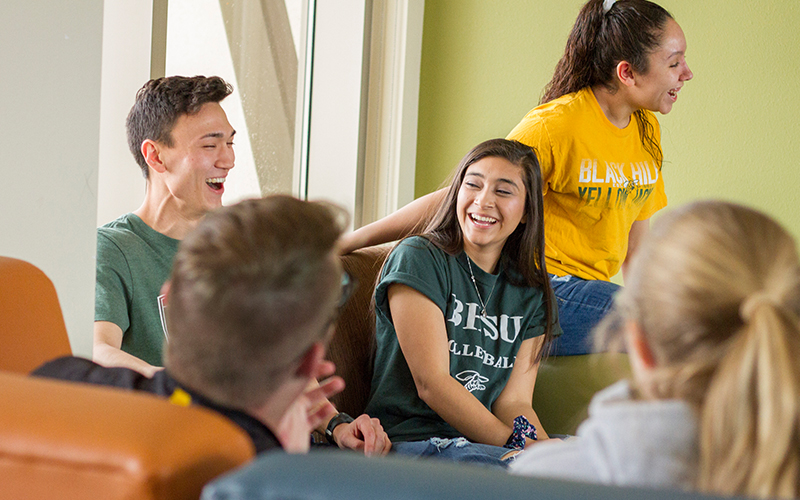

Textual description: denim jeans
[548,274,620,356]
[393,438,516,469]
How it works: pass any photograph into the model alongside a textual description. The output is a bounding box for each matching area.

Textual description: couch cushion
[534,352,631,435]
[328,246,391,417]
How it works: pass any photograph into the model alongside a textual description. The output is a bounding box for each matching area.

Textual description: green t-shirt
[95,213,179,366]
[365,236,560,442]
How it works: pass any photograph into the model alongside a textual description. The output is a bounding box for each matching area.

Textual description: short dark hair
[125,75,233,179]
[164,195,348,410]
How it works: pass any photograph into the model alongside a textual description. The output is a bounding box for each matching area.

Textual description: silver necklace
[466,255,497,317]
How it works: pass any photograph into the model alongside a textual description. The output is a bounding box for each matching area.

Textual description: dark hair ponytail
[541,0,607,105]
[541,0,673,167]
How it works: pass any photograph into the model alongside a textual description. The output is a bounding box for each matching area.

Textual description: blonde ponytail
[700,296,800,498]
[604,200,800,498]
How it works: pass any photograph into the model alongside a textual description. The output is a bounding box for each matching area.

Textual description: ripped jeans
[392,437,516,469]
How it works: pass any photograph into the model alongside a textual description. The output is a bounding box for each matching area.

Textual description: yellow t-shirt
[507,88,667,281]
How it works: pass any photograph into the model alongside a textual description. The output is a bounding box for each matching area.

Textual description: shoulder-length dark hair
[542,0,673,168]
[420,138,556,359]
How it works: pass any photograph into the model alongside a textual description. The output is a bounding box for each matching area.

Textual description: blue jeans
[548,274,619,356]
[393,438,516,469]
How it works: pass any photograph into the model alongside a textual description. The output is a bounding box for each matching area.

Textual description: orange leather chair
[0,256,72,372]
[0,371,255,500]
[0,256,255,499]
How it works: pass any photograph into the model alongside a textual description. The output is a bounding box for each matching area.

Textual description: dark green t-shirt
[95,213,179,366]
[365,236,559,442]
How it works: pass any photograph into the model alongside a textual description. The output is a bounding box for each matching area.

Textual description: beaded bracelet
[504,415,537,449]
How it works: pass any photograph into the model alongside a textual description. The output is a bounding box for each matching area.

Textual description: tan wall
[415,0,800,241]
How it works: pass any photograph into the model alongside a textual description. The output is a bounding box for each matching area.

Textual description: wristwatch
[325,412,354,444]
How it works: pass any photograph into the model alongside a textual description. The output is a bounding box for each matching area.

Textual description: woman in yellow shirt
[341,0,693,356]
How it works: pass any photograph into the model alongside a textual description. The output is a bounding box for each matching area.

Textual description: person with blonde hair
[511,200,800,499]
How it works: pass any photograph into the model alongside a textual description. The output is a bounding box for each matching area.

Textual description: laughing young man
[92,76,389,455]
[93,76,236,376]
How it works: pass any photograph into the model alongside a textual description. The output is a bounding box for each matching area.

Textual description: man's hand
[276,361,344,453]
[331,413,392,457]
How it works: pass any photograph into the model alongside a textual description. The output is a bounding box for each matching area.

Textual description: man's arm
[309,380,391,457]
[93,321,161,377]
[328,412,392,457]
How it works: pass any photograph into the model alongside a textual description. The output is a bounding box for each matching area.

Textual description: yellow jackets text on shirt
[507,88,667,281]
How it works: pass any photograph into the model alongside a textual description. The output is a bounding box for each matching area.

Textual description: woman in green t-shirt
[364,139,559,468]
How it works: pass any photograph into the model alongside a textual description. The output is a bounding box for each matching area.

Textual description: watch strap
[325,412,354,444]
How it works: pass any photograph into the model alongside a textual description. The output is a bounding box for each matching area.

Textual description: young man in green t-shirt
[43,196,390,455]
[92,77,389,455]
[94,76,236,375]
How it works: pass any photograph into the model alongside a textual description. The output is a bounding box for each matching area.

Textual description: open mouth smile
[667,88,680,101]
[469,213,498,227]
[206,177,226,191]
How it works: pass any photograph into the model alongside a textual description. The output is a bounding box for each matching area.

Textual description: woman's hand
[492,336,549,441]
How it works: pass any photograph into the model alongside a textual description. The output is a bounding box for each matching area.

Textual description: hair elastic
[504,415,537,449]
[603,0,618,13]
[740,292,779,321]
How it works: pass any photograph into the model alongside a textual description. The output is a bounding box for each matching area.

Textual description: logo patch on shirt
[456,370,489,392]
[158,294,169,341]
[576,159,658,208]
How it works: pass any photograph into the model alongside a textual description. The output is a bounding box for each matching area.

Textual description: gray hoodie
[511,380,698,490]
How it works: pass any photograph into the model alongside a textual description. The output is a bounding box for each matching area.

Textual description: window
[97,0,423,231]
[166,0,306,204]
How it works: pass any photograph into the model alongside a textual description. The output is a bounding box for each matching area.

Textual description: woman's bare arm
[339,190,447,254]
[622,218,650,281]
[491,336,549,443]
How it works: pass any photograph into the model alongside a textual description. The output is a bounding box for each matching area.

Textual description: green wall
[415,1,800,243]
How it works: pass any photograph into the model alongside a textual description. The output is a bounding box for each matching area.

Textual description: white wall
[306,0,424,228]
[0,1,105,357]
[96,0,154,226]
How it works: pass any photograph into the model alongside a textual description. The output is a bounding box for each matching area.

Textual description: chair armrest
[0,372,255,500]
